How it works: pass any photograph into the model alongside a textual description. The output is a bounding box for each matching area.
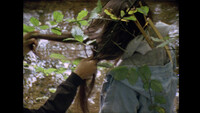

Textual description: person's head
[79,0,152,113]
[87,0,152,61]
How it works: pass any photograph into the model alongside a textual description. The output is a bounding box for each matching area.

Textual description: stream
[23,1,179,113]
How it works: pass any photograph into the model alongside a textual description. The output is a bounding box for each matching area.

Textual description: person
[84,0,178,113]
[23,31,98,113]
[23,0,178,112]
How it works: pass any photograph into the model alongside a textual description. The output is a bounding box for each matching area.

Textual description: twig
[31,34,72,42]
[138,1,148,24]
[148,82,153,104]
[119,22,136,38]
[133,14,154,48]
[147,18,173,63]
[30,33,93,45]
[111,40,127,52]
[83,45,89,57]
[93,22,119,59]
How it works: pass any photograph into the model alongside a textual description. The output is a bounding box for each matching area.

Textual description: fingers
[23,31,39,56]
[74,57,99,79]
[83,56,99,63]
[24,31,39,48]
[24,38,38,46]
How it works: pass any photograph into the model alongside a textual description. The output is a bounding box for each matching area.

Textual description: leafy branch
[110,65,166,113]
[23,0,102,44]
[23,1,176,112]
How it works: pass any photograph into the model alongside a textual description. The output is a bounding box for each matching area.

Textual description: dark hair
[88,0,152,60]
[77,0,152,113]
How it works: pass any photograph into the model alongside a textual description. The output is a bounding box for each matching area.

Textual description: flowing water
[23,1,179,113]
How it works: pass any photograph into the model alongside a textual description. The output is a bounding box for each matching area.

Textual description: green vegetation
[111,65,166,113]
[23,0,178,112]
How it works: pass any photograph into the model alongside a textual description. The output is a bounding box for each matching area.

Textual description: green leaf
[50,21,57,25]
[74,35,83,42]
[120,10,125,17]
[86,39,96,45]
[110,66,129,81]
[23,61,29,67]
[97,62,113,68]
[61,59,70,63]
[138,65,151,83]
[128,10,134,15]
[154,105,166,113]
[72,59,81,65]
[53,11,64,22]
[128,9,137,15]
[50,53,69,64]
[55,67,66,74]
[104,9,118,20]
[151,79,163,92]
[23,24,35,32]
[36,96,49,100]
[143,82,150,91]
[151,36,164,42]
[127,68,139,85]
[163,36,170,40]
[79,20,89,26]
[51,27,61,35]
[96,0,102,13]
[89,0,102,21]
[148,104,158,111]
[63,38,76,42]
[123,16,137,21]
[30,17,40,26]
[89,8,100,20]
[154,95,166,104]
[35,66,44,73]
[44,68,57,75]
[110,15,118,20]
[50,53,66,60]
[137,6,149,16]
[138,65,151,90]
[104,9,113,16]
[156,38,176,48]
[40,25,49,30]
[49,88,56,93]
[71,26,85,42]
[148,104,166,113]
[63,75,68,80]
[77,10,88,20]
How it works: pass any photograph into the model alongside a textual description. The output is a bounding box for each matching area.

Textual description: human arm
[23,32,98,113]
[24,72,83,113]
[23,58,97,113]
[23,31,39,57]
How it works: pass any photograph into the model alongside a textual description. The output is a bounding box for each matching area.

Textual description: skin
[23,31,39,57]
[23,31,98,80]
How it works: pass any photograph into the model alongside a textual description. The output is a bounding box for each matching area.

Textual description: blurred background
[23,0,179,112]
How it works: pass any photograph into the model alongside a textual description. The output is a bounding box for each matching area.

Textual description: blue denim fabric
[99,51,178,113]
[99,22,178,113]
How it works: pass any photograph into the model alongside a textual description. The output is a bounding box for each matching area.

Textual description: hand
[74,57,98,80]
[23,31,39,57]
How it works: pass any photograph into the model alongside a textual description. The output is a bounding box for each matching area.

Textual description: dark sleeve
[23,72,84,113]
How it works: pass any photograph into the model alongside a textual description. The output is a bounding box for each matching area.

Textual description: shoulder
[155,21,171,37]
